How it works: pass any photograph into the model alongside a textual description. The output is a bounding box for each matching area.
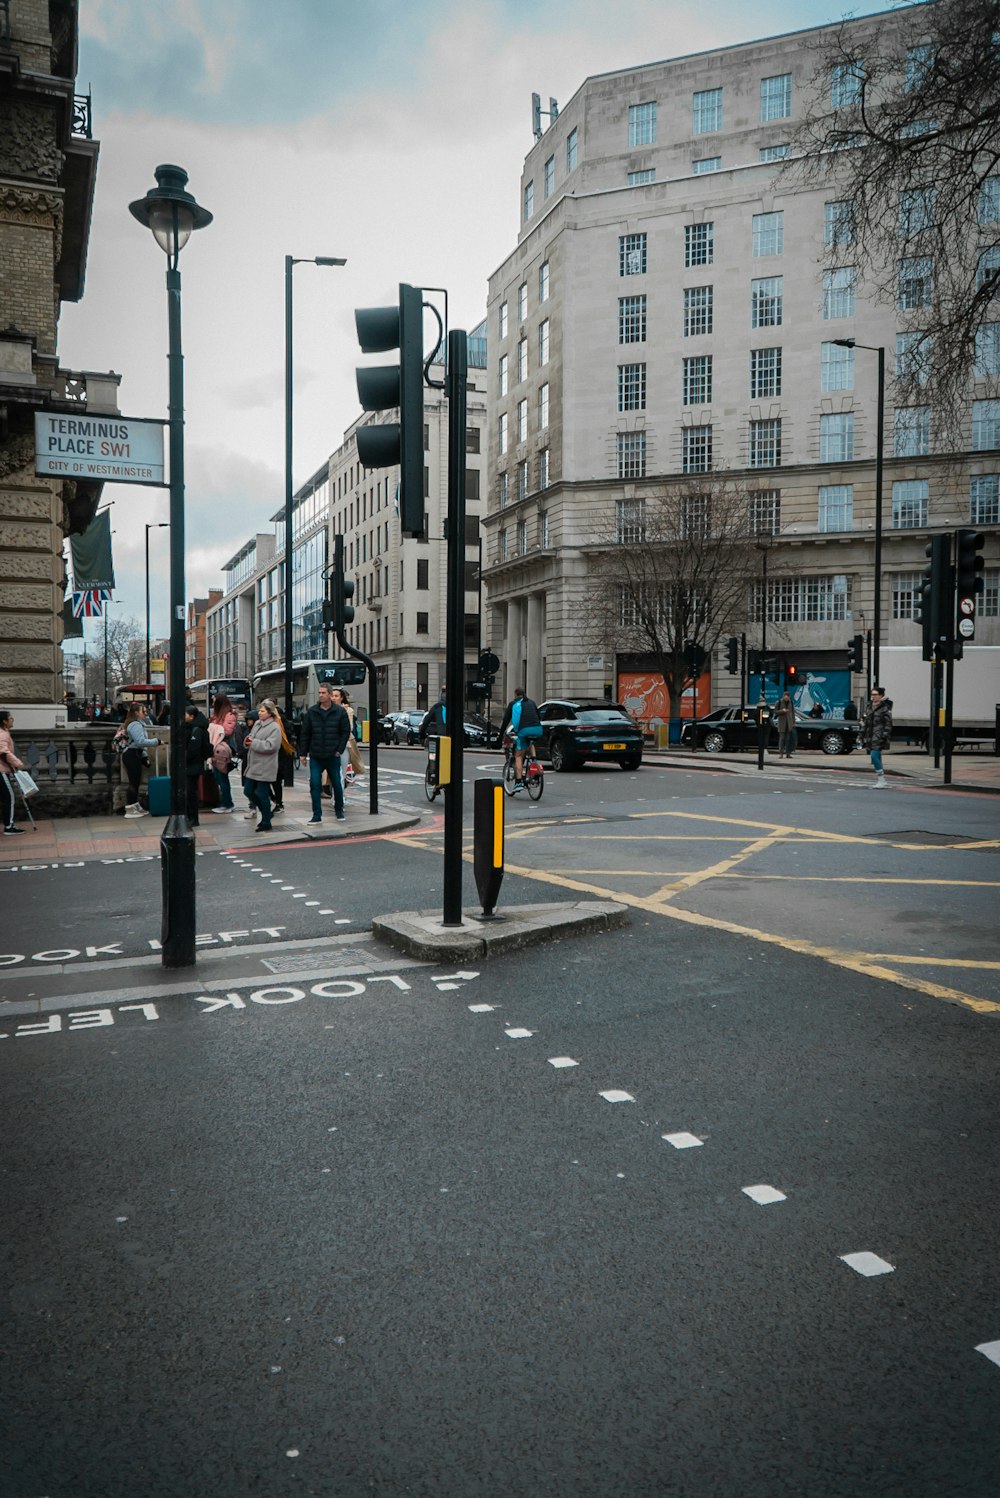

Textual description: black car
[537,699,644,771]
[680,706,857,755]
[388,710,426,745]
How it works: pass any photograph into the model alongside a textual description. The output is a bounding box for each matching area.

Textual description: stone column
[526,593,544,699]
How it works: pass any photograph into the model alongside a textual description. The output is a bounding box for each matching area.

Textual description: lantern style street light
[129,165,213,969]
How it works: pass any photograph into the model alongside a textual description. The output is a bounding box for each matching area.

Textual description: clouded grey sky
[59,0,877,650]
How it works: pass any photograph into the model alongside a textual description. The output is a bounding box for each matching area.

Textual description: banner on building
[70,510,116,593]
[34,413,165,486]
[71,588,112,619]
[61,599,84,638]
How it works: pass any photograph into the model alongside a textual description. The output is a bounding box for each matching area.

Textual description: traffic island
[371,900,629,962]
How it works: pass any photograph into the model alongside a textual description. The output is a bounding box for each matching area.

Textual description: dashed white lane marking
[840,1251,894,1277]
[548,1056,579,1068]
[468,1003,495,1013]
[319,909,335,915]
[305,901,320,907]
[600,1090,635,1103]
[293,893,308,899]
[505,1027,534,1039]
[743,1184,787,1205]
[281,885,294,891]
[334,918,351,925]
[662,1132,704,1149]
[975,1341,1000,1368]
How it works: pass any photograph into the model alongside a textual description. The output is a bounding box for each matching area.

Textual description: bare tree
[584,478,765,724]
[100,615,146,693]
[790,0,1000,431]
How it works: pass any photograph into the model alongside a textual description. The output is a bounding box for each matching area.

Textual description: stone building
[0,0,120,728]
[185,591,220,686]
[484,6,999,722]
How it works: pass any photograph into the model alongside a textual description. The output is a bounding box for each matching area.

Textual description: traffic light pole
[331,534,379,815]
[442,329,468,927]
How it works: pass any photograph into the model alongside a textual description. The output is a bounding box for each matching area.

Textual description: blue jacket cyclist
[500,688,542,784]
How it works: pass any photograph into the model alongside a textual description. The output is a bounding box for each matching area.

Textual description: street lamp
[833,337,885,681]
[130,164,213,969]
[755,529,772,667]
[145,521,169,682]
[284,255,346,736]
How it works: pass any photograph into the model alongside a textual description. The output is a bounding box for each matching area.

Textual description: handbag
[14,769,39,797]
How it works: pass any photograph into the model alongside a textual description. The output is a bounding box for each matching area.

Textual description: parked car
[536,699,644,771]
[463,712,502,748]
[680,706,857,755]
[389,710,426,745]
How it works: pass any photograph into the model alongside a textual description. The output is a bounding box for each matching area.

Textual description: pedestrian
[234,709,258,818]
[299,681,350,824]
[774,691,796,759]
[860,686,893,789]
[182,704,209,827]
[118,703,160,817]
[207,693,237,813]
[244,699,282,832]
[0,708,27,836]
[270,704,296,814]
[332,687,365,787]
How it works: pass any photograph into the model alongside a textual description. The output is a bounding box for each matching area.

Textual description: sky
[59,0,881,659]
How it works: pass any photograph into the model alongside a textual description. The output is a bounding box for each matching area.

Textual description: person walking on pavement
[269,705,296,815]
[120,704,159,818]
[299,682,350,824]
[861,686,893,788]
[499,687,543,786]
[0,709,26,836]
[332,687,364,789]
[182,704,209,827]
[774,691,796,759]
[244,699,282,831]
[207,694,237,813]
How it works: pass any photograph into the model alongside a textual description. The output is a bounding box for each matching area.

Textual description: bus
[113,682,167,718]
[251,658,367,725]
[187,676,253,714]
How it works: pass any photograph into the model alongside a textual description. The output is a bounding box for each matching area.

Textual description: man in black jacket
[182,704,210,826]
[299,683,351,823]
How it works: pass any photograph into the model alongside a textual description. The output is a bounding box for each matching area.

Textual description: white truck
[878,645,1000,746]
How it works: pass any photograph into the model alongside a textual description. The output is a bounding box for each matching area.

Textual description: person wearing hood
[861,686,893,788]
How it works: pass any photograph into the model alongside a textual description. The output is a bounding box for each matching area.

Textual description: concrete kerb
[372,900,630,962]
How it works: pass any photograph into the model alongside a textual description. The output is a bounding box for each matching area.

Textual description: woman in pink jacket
[208,694,238,812]
[0,709,26,836]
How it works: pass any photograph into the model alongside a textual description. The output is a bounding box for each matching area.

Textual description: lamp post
[756,530,772,670]
[130,164,213,969]
[145,521,169,682]
[284,255,346,737]
[833,338,884,682]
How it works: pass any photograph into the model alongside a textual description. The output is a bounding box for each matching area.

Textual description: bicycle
[502,732,544,800]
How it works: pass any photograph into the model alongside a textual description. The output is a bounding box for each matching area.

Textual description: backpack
[111,724,129,755]
[212,739,233,774]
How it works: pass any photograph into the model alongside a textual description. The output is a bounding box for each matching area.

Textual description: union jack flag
[71,588,112,618]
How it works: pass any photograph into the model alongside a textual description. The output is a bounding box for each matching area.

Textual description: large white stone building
[484,5,999,722]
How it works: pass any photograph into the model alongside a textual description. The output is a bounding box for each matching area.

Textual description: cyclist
[499,687,543,788]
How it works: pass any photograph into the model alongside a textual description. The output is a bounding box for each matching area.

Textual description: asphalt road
[4,756,1000,1495]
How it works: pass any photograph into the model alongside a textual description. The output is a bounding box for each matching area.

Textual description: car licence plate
[603,742,626,750]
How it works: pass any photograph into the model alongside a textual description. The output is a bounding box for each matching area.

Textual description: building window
[538,383,549,429]
[682,425,713,473]
[749,490,781,534]
[752,211,784,256]
[517,461,528,501]
[821,341,854,391]
[523,181,534,221]
[416,558,429,589]
[823,266,856,318]
[629,101,657,146]
[760,73,792,121]
[619,294,647,343]
[517,519,527,554]
[516,399,528,443]
[750,346,782,398]
[538,448,550,490]
[893,571,922,620]
[498,354,508,397]
[819,484,853,532]
[748,418,782,468]
[466,426,480,454]
[905,43,934,92]
[539,319,550,366]
[898,255,933,310]
[831,61,863,108]
[975,324,1000,378]
[684,285,713,336]
[980,177,1000,223]
[972,400,1000,450]
[540,510,549,548]
[899,186,935,239]
[498,529,508,562]
[685,222,714,267]
[683,354,713,405]
[692,157,721,174]
[977,247,1000,295]
[543,155,554,198]
[618,363,646,411]
[984,569,1000,617]
[759,144,789,162]
[819,412,854,462]
[498,471,509,508]
[566,127,578,172]
[628,169,656,186]
[616,497,646,543]
[518,283,527,321]
[894,405,931,457]
[896,330,932,384]
[751,276,783,328]
[824,199,855,247]
[539,261,550,302]
[971,474,999,524]
[620,233,647,276]
[416,612,429,634]
[693,87,722,134]
[517,338,527,383]
[892,479,929,528]
[680,493,710,538]
[499,302,508,340]
[756,573,850,623]
[498,412,508,455]
[616,432,647,479]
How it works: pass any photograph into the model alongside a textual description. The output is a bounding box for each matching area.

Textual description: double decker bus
[187,676,253,714]
[251,659,367,726]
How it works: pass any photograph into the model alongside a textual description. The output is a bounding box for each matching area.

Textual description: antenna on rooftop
[531,93,559,141]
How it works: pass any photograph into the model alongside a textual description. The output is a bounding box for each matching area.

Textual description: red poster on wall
[617,671,711,728]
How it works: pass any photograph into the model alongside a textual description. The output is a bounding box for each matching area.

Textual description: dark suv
[537,700,644,771]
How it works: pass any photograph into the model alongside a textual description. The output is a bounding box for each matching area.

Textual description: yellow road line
[649,829,791,902]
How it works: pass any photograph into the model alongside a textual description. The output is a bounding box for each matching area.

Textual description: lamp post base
[160,815,197,968]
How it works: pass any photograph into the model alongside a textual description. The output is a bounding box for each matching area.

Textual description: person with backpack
[182,704,210,827]
[207,693,237,813]
[115,704,159,818]
[499,688,543,786]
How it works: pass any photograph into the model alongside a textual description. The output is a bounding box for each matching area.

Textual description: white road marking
[281,885,294,891]
[319,909,335,915]
[975,1341,1000,1368]
[468,1003,495,1012]
[293,893,308,899]
[600,1090,635,1103]
[662,1132,703,1149]
[742,1184,787,1205]
[305,901,320,906]
[548,1056,579,1068]
[505,1027,534,1039]
[840,1251,894,1277]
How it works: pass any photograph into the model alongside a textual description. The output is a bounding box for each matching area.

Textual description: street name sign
[34,414,165,486]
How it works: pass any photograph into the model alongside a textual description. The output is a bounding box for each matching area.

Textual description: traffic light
[786,661,797,683]
[747,649,762,675]
[955,528,985,645]
[914,533,950,661]
[725,636,739,674]
[846,634,864,673]
[330,551,355,636]
[355,283,425,537]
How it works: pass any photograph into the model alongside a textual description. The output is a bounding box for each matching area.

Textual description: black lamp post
[130,164,213,969]
[833,337,884,682]
[284,255,346,735]
[145,521,169,682]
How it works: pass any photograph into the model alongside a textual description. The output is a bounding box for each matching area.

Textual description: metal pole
[103,607,108,707]
[283,254,295,735]
[443,329,468,927]
[332,534,379,815]
[145,525,151,683]
[873,346,885,683]
[943,652,955,785]
[160,262,196,969]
